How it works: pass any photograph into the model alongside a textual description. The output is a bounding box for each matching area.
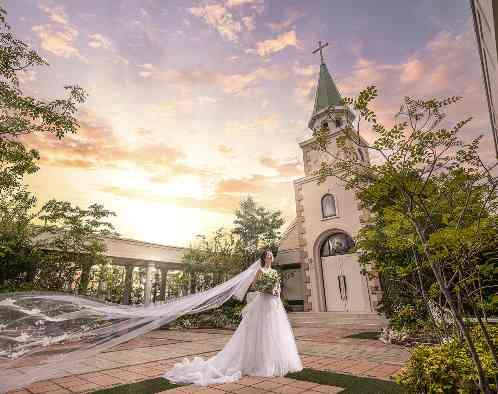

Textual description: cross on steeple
[312,40,329,64]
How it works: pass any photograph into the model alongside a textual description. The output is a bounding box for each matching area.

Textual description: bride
[0,250,302,392]
[163,249,303,385]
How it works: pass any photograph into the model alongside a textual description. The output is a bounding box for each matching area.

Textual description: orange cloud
[250,30,299,57]
[20,114,214,183]
[259,157,303,177]
[215,175,268,193]
[217,144,236,157]
[99,185,242,214]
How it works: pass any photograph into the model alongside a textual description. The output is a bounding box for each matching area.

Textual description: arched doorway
[315,231,372,312]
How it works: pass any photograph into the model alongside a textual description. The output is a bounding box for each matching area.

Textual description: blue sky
[5,0,493,246]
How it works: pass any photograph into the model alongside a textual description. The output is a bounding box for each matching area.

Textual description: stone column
[122,265,134,305]
[160,268,169,301]
[144,262,155,305]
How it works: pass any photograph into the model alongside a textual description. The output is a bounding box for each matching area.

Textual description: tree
[312,87,498,393]
[36,201,117,293]
[233,195,284,268]
[0,7,86,190]
[0,6,120,294]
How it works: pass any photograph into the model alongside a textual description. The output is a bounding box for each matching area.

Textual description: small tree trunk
[78,263,92,294]
[475,313,498,369]
[413,221,491,393]
[430,263,492,393]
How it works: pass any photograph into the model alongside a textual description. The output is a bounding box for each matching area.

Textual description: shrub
[397,325,498,393]
[163,299,245,330]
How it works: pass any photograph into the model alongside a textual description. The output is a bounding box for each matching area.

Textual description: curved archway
[312,229,355,311]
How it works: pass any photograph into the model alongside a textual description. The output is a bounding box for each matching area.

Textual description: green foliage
[0,6,121,296]
[166,299,245,330]
[397,325,498,393]
[287,368,405,394]
[311,85,498,391]
[169,196,285,297]
[233,195,284,268]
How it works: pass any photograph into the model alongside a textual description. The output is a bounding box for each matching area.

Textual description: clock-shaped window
[321,193,337,218]
[320,232,354,257]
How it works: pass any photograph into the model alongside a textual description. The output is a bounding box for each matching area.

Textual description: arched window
[321,194,337,218]
[335,117,342,128]
[320,232,354,257]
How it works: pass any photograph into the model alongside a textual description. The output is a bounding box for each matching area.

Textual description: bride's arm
[249,268,262,290]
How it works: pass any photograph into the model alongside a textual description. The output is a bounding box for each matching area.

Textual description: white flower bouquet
[255,269,281,296]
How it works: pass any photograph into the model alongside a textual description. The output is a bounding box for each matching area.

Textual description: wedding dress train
[163,268,303,386]
[0,260,300,392]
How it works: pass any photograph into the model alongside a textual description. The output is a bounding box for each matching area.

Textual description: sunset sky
[6,0,494,247]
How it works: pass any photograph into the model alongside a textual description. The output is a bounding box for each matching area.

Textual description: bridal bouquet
[255,270,281,296]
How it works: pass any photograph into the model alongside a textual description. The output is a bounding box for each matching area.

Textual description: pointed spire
[309,41,344,128]
[312,62,343,114]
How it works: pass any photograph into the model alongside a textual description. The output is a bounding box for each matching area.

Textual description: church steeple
[311,62,343,118]
[308,41,349,130]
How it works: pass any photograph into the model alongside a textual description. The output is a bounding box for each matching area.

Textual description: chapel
[274,42,382,313]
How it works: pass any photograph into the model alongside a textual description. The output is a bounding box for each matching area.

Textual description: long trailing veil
[0,259,262,393]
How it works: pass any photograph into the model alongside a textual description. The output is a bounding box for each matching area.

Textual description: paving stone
[270,385,307,393]
[12,316,411,393]
[212,382,246,392]
[287,380,321,390]
[43,389,72,394]
[233,387,269,394]
[76,372,123,387]
[237,376,268,386]
[309,385,344,393]
[66,382,101,393]
[252,380,283,390]
[26,382,64,394]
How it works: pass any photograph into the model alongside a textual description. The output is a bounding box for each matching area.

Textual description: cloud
[215,175,268,193]
[225,0,263,7]
[217,144,236,157]
[293,63,317,77]
[268,9,305,32]
[399,58,425,84]
[259,156,303,177]
[88,33,112,49]
[335,28,492,161]
[32,24,85,60]
[224,114,279,135]
[189,3,242,42]
[242,16,256,31]
[250,30,299,57]
[87,32,128,64]
[221,66,289,95]
[137,63,288,96]
[20,112,215,183]
[33,4,86,61]
[39,4,69,25]
[99,185,243,214]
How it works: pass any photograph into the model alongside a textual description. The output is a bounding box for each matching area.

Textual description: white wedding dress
[163,266,303,386]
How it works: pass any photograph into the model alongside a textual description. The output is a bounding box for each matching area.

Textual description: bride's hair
[260,249,272,267]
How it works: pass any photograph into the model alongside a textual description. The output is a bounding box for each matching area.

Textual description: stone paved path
[5,313,410,394]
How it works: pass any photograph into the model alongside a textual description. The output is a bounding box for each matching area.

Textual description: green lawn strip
[345,331,380,340]
[90,368,406,394]
[90,377,185,394]
[286,368,406,394]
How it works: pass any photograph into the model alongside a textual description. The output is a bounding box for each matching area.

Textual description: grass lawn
[287,368,406,394]
[91,368,405,394]
[344,331,381,340]
[90,378,184,394]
